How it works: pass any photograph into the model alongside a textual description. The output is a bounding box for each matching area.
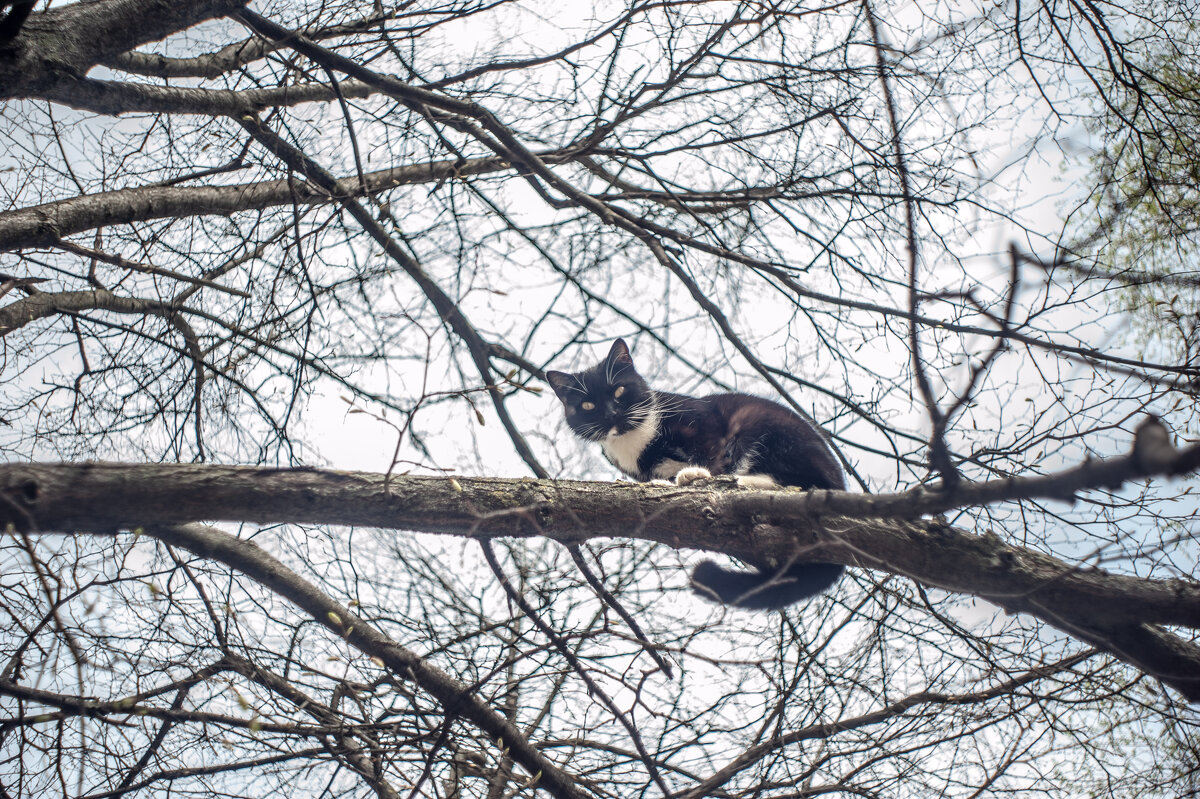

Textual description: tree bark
[2,458,1198,700]
[0,0,249,100]
[0,151,568,253]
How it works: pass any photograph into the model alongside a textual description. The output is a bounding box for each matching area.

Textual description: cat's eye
[614,386,626,399]
[581,401,596,411]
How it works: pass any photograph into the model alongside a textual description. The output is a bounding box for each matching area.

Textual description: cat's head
[546,339,654,441]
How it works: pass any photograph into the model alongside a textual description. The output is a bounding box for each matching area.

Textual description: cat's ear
[544,371,574,401]
[606,338,634,368]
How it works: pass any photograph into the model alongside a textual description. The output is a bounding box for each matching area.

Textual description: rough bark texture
[2,460,1198,699]
[0,288,175,337]
[0,152,544,253]
[0,0,249,100]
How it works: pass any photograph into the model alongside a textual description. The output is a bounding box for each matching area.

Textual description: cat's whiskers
[626,399,656,422]
[643,394,690,415]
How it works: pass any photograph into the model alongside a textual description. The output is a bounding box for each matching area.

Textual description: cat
[546,338,845,610]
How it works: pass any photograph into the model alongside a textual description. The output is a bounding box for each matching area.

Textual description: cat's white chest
[601,412,658,477]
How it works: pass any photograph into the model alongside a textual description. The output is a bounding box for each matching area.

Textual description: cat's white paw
[735,473,780,490]
[674,466,713,486]
[648,478,674,486]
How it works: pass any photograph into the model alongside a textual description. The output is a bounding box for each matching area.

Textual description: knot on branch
[1133,417,1177,475]
[0,470,39,531]
[33,210,61,243]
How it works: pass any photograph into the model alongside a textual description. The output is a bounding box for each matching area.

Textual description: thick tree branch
[2,437,1198,699]
[35,75,375,117]
[102,13,391,79]
[0,152,563,254]
[0,288,175,338]
[0,0,249,100]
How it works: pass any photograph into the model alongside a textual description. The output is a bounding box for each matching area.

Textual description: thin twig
[478,539,673,797]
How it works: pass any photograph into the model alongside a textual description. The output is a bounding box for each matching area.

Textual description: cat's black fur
[546,338,844,610]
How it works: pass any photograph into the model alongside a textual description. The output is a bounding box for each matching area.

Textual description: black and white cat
[546,338,844,610]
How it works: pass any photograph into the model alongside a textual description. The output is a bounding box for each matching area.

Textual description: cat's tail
[690,560,843,610]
